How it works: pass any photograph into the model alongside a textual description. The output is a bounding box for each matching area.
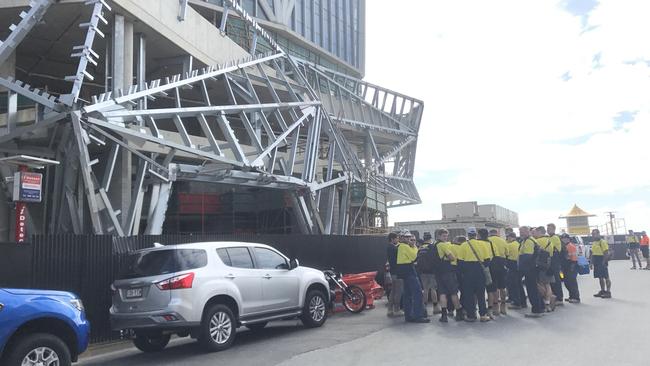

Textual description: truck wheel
[198,304,236,352]
[133,333,171,353]
[5,333,71,366]
[300,290,328,328]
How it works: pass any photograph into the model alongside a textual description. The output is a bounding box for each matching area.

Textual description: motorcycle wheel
[342,285,367,313]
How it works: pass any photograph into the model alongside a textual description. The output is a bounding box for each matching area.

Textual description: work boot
[386,310,394,317]
[439,309,448,323]
[593,291,605,297]
[408,317,431,323]
[525,312,544,318]
[454,309,465,322]
[479,315,491,322]
[601,291,612,299]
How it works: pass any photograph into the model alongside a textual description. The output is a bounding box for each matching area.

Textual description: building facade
[395,201,519,239]
[0,0,422,239]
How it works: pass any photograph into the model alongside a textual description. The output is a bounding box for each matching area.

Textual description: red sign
[15,202,27,243]
[178,193,220,214]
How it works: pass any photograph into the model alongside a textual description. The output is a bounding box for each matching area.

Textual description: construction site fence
[0,234,387,343]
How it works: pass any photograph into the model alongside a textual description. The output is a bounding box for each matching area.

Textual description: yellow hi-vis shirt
[506,240,520,261]
[519,238,537,255]
[626,235,639,244]
[396,242,418,264]
[548,234,561,254]
[488,236,508,258]
[437,241,458,266]
[458,239,490,262]
[536,236,554,255]
[591,239,609,256]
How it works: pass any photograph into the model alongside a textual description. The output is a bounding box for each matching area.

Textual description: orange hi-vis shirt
[566,243,578,262]
[641,235,649,246]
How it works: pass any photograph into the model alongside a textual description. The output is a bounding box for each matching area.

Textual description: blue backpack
[577,256,590,275]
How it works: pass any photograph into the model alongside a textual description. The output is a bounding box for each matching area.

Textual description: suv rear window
[119,249,207,279]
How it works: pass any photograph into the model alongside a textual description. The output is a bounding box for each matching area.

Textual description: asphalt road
[79,260,649,366]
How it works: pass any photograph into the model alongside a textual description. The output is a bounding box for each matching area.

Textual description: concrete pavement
[79,260,648,366]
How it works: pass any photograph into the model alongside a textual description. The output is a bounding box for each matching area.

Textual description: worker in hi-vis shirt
[395,230,430,323]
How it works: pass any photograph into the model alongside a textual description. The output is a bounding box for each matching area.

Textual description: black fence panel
[0,242,33,288]
[0,234,388,343]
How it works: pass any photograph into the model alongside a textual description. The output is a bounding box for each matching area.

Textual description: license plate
[125,288,143,299]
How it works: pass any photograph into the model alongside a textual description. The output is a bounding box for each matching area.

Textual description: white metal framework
[0,0,421,237]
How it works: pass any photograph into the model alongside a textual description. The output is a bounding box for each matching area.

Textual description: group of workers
[385,224,612,323]
[626,230,650,270]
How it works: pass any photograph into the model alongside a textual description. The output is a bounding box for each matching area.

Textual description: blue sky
[364,0,650,232]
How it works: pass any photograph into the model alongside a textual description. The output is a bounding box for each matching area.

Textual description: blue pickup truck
[0,288,90,366]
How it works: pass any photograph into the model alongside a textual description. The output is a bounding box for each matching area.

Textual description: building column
[109,15,134,230]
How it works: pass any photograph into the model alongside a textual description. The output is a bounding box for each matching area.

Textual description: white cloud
[365,1,650,229]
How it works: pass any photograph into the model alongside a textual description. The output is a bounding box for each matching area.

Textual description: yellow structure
[559,204,596,235]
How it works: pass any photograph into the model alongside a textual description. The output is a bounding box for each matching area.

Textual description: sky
[364,0,650,233]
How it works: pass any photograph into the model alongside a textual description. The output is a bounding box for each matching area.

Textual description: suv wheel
[198,304,236,352]
[133,333,171,353]
[300,290,328,328]
[5,333,71,366]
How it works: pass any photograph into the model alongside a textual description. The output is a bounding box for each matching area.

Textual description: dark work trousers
[550,256,564,301]
[401,266,426,320]
[460,262,487,318]
[524,268,544,313]
[563,262,580,300]
[506,261,526,307]
[457,270,464,309]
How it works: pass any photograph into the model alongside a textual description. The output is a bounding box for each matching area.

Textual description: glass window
[295,0,303,36]
[314,0,321,46]
[322,0,329,49]
[305,0,312,42]
[119,249,207,279]
[226,247,255,269]
[216,248,231,266]
[254,247,289,270]
[243,0,255,16]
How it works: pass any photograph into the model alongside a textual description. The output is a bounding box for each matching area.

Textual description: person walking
[519,226,545,318]
[560,233,581,303]
[435,229,463,322]
[590,229,612,298]
[547,223,564,305]
[487,229,508,316]
[640,231,650,270]
[395,230,430,323]
[386,232,403,317]
[626,230,642,270]
[417,232,441,316]
[457,228,491,322]
[506,232,527,309]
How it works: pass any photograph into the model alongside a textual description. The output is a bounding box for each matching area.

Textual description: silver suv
[110,242,329,352]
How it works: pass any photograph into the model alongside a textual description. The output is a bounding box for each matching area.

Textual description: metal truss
[66,51,353,235]
[0,0,53,66]
[295,59,422,207]
[0,0,422,237]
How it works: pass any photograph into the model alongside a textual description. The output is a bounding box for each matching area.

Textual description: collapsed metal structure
[0,0,422,237]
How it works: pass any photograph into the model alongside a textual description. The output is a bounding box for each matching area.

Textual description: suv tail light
[156,272,195,290]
